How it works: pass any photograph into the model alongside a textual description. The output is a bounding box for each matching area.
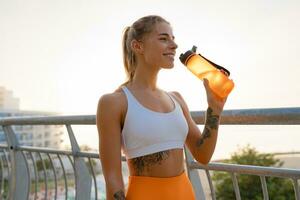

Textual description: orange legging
[125,171,196,200]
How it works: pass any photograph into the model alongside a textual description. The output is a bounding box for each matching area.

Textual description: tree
[212,145,295,200]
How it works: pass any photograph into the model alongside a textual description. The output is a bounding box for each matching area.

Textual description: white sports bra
[121,86,189,159]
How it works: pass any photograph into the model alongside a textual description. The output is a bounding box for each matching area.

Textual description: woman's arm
[172,79,227,164]
[96,93,126,200]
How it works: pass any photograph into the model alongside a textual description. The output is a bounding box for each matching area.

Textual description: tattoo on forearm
[206,107,219,129]
[130,150,170,175]
[196,126,211,147]
[196,107,219,147]
[113,190,125,200]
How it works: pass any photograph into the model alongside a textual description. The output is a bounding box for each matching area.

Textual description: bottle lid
[179,46,197,65]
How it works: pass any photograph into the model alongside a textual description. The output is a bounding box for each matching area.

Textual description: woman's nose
[170,40,178,49]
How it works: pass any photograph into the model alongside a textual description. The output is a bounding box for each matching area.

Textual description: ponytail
[121,26,136,86]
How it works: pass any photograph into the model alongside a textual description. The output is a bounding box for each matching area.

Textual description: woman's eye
[159,38,167,41]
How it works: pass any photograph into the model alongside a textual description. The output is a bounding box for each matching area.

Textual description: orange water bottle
[179,46,234,98]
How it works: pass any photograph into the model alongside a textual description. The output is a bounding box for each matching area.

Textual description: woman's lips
[163,52,175,59]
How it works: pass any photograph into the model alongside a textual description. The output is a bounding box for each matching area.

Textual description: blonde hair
[121,15,169,86]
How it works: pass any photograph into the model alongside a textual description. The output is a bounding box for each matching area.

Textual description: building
[0,86,19,110]
[0,86,64,149]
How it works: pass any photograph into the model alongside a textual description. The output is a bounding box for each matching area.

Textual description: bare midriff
[127,148,185,177]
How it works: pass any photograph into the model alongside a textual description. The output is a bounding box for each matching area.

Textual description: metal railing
[185,107,300,200]
[0,107,299,200]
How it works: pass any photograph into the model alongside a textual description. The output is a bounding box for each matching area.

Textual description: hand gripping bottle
[179,46,234,98]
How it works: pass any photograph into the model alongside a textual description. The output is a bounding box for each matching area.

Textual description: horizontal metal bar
[0,115,95,125]
[190,161,300,179]
[10,146,128,162]
[0,107,299,125]
[16,146,74,156]
[16,146,99,158]
[191,107,300,125]
[272,151,300,156]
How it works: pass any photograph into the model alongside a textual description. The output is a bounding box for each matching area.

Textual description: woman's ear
[131,39,143,54]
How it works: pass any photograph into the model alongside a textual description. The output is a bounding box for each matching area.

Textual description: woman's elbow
[195,155,211,165]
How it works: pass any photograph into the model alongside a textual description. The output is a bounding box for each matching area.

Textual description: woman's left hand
[203,78,227,115]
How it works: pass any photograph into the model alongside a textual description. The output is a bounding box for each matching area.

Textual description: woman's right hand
[203,78,227,115]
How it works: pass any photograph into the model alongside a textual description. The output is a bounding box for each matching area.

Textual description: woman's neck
[130,64,160,91]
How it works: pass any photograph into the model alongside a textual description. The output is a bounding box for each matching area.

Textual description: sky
[1,0,299,115]
[0,0,300,159]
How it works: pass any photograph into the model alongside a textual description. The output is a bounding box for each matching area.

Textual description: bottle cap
[179,46,197,65]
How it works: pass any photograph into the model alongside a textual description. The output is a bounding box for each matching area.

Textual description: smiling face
[141,22,178,69]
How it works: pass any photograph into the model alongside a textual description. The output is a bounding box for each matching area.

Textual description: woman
[96,15,227,200]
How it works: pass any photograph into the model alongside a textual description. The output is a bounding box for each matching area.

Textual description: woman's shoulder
[97,87,127,113]
[168,90,190,111]
[168,90,184,102]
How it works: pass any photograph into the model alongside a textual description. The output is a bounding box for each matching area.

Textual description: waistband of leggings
[128,170,187,181]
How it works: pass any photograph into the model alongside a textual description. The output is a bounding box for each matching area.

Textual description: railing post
[230,172,241,200]
[260,176,269,200]
[3,125,29,200]
[66,125,92,200]
[293,178,300,200]
[205,169,216,200]
[184,146,206,200]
